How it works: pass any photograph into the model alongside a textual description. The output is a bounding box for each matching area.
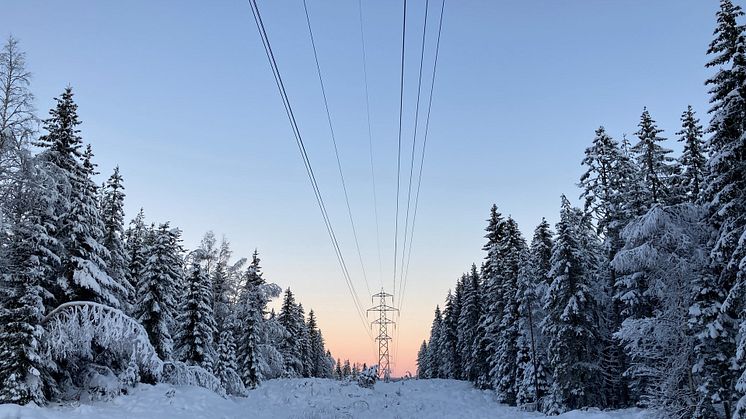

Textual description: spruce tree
[631,108,675,207]
[515,219,553,408]
[416,340,429,378]
[674,106,707,202]
[101,166,135,311]
[124,208,148,300]
[214,326,244,395]
[458,264,481,382]
[427,305,443,379]
[543,196,602,412]
[492,217,526,405]
[438,291,458,379]
[0,162,58,404]
[135,223,182,361]
[174,262,217,372]
[473,205,505,389]
[694,2,746,416]
[277,288,303,377]
[36,87,122,308]
[236,251,266,387]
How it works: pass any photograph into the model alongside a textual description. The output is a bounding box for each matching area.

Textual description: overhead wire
[397,0,430,313]
[395,0,446,366]
[248,0,372,340]
[400,0,445,305]
[357,0,384,290]
[301,0,372,298]
[392,0,408,299]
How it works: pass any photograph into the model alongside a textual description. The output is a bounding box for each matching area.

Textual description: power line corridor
[247,0,446,379]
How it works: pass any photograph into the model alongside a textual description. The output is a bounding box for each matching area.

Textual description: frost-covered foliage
[612,204,709,417]
[213,328,246,396]
[42,302,162,388]
[357,365,378,389]
[162,361,226,398]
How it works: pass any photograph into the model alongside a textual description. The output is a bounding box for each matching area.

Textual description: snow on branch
[42,301,163,379]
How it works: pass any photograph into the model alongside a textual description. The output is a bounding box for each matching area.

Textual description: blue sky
[2,0,718,373]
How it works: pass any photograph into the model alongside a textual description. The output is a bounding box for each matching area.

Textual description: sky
[2,0,719,376]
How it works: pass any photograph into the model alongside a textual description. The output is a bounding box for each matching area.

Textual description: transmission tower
[368,289,397,379]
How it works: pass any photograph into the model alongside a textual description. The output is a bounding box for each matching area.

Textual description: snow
[0,378,649,419]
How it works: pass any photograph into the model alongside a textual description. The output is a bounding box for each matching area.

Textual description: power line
[301,0,372,298]
[358,0,384,290]
[400,0,446,309]
[248,0,372,340]
[398,0,430,312]
[399,0,445,312]
[393,0,408,300]
[395,0,446,367]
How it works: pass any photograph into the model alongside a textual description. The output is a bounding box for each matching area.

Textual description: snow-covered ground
[0,378,649,419]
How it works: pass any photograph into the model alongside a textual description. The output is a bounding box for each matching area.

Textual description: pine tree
[416,340,429,378]
[543,196,602,412]
[36,87,122,308]
[101,167,134,311]
[674,106,707,202]
[174,262,217,372]
[135,223,182,361]
[631,108,675,207]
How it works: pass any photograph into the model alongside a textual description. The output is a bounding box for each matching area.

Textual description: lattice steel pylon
[368,289,398,380]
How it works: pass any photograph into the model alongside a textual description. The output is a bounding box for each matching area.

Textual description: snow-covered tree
[439,290,459,379]
[36,87,122,308]
[174,262,216,372]
[213,326,245,395]
[124,208,148,300]
[427,305,443,379]
[101,167,134,311]
[613,204,708,417]
[0,159,58,405]
[695,2,746,416]
[277,288,303,377]
[416,340,428,379]
[135,223,183,362]
[543,196,602,413]
[515,219,553,409]
[457,264,481,382]
[491,217,526,405]
[674,106,707,202]
[473,205,505,389]
[631,108,675,207]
